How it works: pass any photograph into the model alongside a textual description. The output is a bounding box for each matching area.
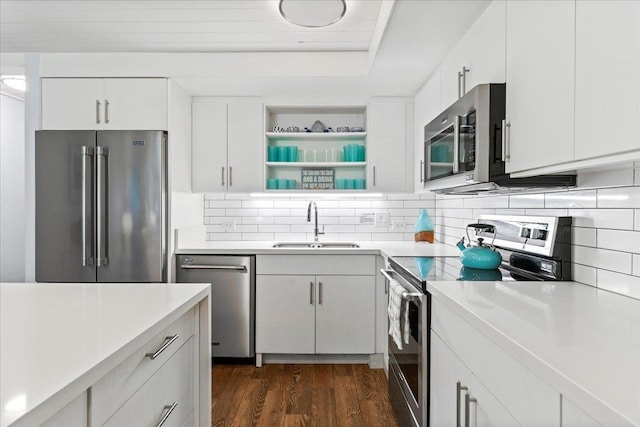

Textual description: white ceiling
[0,0,491,96]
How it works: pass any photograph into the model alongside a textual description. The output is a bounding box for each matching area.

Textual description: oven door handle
[380,269,394,294]
[380,269,423,301]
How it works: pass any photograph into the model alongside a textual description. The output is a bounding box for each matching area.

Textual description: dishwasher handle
[179,264,247,271]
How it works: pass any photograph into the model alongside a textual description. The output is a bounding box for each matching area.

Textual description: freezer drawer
[176,255,255,358]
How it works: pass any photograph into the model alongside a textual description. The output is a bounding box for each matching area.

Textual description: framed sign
[301,168,334,190]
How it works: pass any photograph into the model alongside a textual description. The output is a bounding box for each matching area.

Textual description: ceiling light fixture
[279,0,347,28]
[0,75,26,91]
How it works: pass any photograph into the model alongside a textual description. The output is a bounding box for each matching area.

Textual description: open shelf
[266,132,367,142]
[266,162,366,168]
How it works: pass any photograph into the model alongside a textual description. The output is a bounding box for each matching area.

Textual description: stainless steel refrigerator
[35,130,167,283]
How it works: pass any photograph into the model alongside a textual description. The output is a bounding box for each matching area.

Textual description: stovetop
[388,255,553,294]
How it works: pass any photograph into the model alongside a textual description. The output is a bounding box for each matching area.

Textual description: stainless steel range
[382,215,572,427]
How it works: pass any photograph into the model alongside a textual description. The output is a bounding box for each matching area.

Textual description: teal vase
[414,209,434,243]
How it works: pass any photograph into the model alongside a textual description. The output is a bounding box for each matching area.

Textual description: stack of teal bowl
[343,144,365,162]
[266,178,297,189]
[267,146,299,162]
[335,179,366,190]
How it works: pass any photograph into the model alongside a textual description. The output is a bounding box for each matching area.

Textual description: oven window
[391,300,421,404]
[425,123,455,181]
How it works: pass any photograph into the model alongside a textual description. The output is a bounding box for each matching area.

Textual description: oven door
[383,269,429,427]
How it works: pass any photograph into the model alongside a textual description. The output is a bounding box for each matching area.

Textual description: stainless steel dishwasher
[176,254,255,359]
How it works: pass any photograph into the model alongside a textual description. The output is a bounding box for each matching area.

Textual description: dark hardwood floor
[211,364,400,427]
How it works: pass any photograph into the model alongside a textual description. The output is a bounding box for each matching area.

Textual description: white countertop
[174,239,460,258]
[0,282,210,427]
[428,280,640,426]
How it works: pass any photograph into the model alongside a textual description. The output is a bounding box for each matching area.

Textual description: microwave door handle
[453,116,460,173]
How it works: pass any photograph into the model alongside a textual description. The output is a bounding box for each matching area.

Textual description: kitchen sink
[271,242,360,249]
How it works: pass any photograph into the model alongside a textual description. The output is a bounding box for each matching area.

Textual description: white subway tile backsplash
[572,227,596,247]
[242,200,274,208]
[597,229,640,254]
[572,264,597,287]
[569,209,635,230]
[204,208,225,216]
[598,186,640,208]
[509,194,545,209]
[201,179,640,299]
[545,190,597,209]
[597,270,640,300]
[573,246,632,275]
[258,208,290,217]
[226,208,258,217]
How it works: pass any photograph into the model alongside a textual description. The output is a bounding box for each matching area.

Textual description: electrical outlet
[391,221,406,230]
[375,212,389,226]
[360,213,375,224]
[223,221,236,231]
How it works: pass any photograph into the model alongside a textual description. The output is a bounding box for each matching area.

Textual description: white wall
[0,93,26,281]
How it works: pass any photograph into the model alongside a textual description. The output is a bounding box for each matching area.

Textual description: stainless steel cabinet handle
[453,116,460,173]
[96,100,101,124]
[179,264,246,271]
[81,146,93,267]
[155,402,178,427]
[461,66,470,95]
[221,166,225,186]
[419,160,424,183]
[456,381,468,427]
[229,166,233,186]
[310,282,314,305]
[373,166,376,187]
[104,99,109,124]
[95,146,108,267]
[458,71,463,98]
[146,334,179,360]
[319,281,323,305]
[465,393,477,427]
[501,120,511,161]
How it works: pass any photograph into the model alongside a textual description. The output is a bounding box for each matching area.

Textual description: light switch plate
[375,212,389,226]
[360,213,375,224]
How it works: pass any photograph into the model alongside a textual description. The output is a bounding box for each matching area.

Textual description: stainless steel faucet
[307,200,325,242]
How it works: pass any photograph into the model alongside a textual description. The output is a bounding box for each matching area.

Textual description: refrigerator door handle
[96,146,109,267]
[81,146,94,266]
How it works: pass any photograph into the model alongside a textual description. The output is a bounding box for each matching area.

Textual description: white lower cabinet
[561,395,604,427]
[431,333,518,427]
[255,255,376,357]
[104,338,194,427]
[431,297,560,426]
[40,391,87,427]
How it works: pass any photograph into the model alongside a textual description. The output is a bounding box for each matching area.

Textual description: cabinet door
[414,72,441,190]
[561,395,603,427]
[505,1,575,173]
[315,275,375,354]
[574,1,640,161]
[227,100,263,192]
[191,101,228,192]
[369,101,408,192]
[103,78,168,130]
[467,0,506,90]
[42,78,104,129]
[440,48,467,110]
[431,333,518,427]
[256,275,316,354]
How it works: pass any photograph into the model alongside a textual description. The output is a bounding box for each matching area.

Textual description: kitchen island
[0,282,211,427]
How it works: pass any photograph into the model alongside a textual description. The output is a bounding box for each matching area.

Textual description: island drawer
[103,337,194,427]
[90,308,195,426]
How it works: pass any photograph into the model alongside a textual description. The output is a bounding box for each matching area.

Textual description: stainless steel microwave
[421,83,575,194]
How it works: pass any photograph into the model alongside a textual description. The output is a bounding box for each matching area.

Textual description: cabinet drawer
[257,254,375,275]
[91,308,195,426]
[104,337,194,427]
[431,298,560,425]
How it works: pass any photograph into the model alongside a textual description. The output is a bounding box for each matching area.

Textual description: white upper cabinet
[41,78,168,130]
[368,101,410,192]
[191,98,263,193]
[414,72,441,189]
[574,1,640,161]
[440,0,506,110]
[505,0,575,173]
